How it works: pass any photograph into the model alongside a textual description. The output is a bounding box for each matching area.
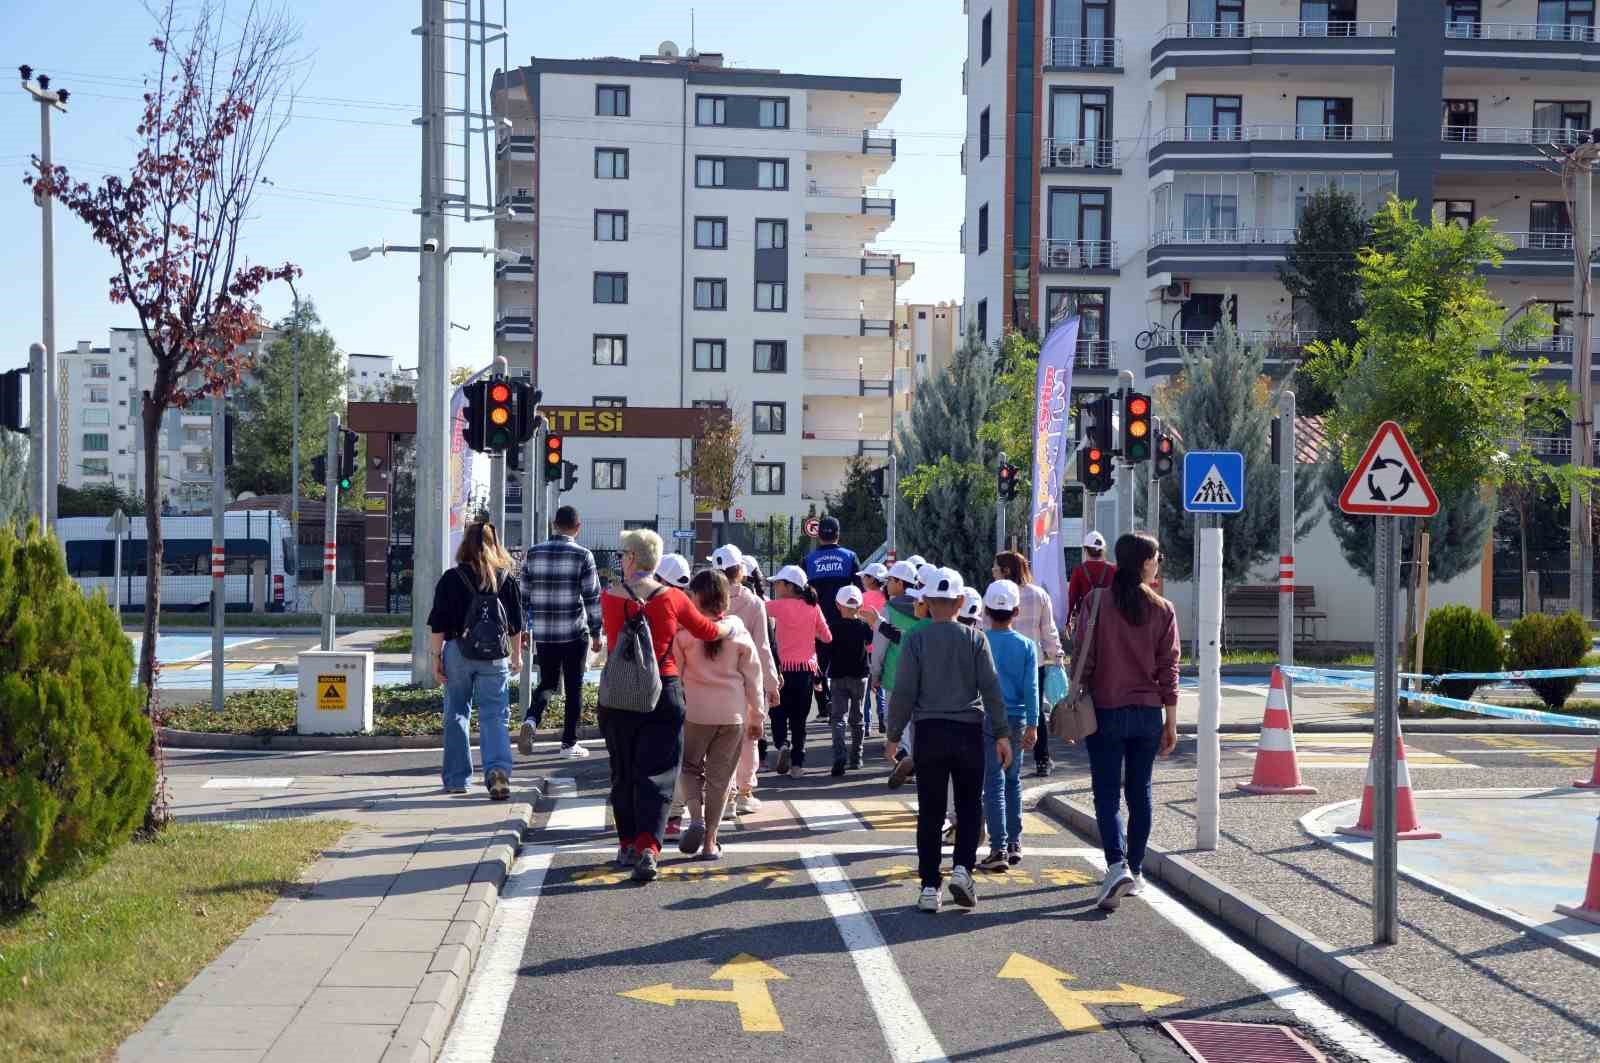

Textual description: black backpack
[457,567,511,661]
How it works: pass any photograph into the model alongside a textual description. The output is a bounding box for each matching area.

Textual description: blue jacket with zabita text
[803,544,860,629]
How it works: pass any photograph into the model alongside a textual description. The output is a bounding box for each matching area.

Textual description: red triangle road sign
[1338,421,1439,516]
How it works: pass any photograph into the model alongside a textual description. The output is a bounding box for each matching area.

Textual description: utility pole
[21,68,67,534]
[28,343,49,526]
[1279,390,1297,677]
[210,389,226,713]
[322,413,341,651]
[288,276,303,608]
[1571,151,1596,619]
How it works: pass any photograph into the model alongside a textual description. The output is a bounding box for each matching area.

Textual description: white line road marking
[438,851,553,1063]
[201,776,294,788]
[542,843,1103,858]
[545,776,577,796]
[802,849,948,1063]
[545,797,607,831]
[166,739,609,758]
[791,798,863,832]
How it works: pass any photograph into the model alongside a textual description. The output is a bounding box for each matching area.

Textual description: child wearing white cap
[765,566,833,776]
[827,585,873,774]
[975,580,1039,871]
[655,553,693,589]
[869,559,929,787]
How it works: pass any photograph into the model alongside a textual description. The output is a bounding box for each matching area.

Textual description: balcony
[806,182,896,220]
[1039,239,1118,274]
[1151,19,1396,76]
[802,368,893,398]
[494,309,534,342]
[807,127,898,158]
[1497,230,1586,278]
[496,127,535,162]
[1143,328,1317,378]
[1149,125,1393,175]
[497,191,534,221]
[1074,340,1117,373]
[1444,20,1600,70]
[802,423,891,458]
[1041,137,1120,172]
[1043,36,1124,72]
[802,250,900,279]
[494,255,534,282]
[1439,126,1589,174]
[804,308,893,338]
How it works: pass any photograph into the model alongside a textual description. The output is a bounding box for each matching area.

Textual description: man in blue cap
[803,515,861,717]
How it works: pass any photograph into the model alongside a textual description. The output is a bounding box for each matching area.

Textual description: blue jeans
[441,640,513,790]
[1083,705,1164,873]
[983,713,1026,850]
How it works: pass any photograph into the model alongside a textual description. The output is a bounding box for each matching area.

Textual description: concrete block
[1293,940,1351,995]
[374,894,465,921]
[455,897,493,928]
[461,881,496,907]
[261,1019,395,1063]
[1457,1035,1539,1063]
[262,901,378,937]
[1216,891,1262,937]
[141,1005,298,1051]
[1340,971,1403,1028]
[441,920,483,952]
[1253,912,1309,967]
[1394,997,1471,1062]
[298,986,416,1026]
[321,949,434,988]
[412,970,460,1007]
[196,936,351,1006]
[350,917,452,953]
[429,943,471,980]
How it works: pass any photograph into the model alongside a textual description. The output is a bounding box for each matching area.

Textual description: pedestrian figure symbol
[1190,466,1235,507]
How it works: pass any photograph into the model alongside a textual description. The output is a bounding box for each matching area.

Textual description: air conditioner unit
[1050,245,1072,268]
[1055,144,1079,168]
[1160,279,1191,303]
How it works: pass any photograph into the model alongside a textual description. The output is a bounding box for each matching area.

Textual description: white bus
[60,512,297,612]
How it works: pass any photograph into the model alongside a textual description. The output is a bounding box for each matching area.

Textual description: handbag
[1040,663,1069,708]
[597,581,663,714]
[1051,588,1103,743]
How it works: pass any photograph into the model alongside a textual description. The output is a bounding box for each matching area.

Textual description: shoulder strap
[1070,589,1103,689]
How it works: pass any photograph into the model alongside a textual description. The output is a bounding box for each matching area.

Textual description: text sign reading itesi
[317,674,348,711]
[1338,421,1438,517]
[1183,451,1245,514]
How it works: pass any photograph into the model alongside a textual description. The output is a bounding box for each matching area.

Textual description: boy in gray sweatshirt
[886,567,1013,913]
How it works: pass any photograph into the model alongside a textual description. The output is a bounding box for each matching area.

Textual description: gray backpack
[598,582,663,713]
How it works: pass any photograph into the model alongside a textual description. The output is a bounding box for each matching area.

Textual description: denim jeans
[829,676,866,765]
[1083,705,1164,873]
[441,640,513,790]
[983,713,1026,850]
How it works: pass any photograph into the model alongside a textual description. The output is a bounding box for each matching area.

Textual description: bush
[0,521,154,909]
[1418,604,1503,701]
[1505,610,1590,710]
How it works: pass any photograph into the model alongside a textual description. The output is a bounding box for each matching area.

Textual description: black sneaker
[831,761,847,777]
[633,849,659,883]
[1034,759,1053,778]
[888,757,916,789]
[848,754,862,770]
[977,849,1009,872]
[1007,844,1023,866]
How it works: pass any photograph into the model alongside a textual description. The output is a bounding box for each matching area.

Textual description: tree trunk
[138,396,164,701]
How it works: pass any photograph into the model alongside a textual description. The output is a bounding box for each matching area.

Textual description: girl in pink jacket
[671,570,764,859]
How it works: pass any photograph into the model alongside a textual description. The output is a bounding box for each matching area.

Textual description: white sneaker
[917,886,942,913]
[561,743,589,759]
[736,794,762,814]
[1097,861,1135,911]
[1128,872,1146,897]
[948,866,977,909]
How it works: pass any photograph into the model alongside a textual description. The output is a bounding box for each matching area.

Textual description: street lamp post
[287,275,303,605]
[20,65,68,534]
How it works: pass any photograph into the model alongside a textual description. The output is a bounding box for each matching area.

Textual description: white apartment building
[896,301,964,394]
[347,352,414,399]
[963,0,1599,400]
[491,44,905,533]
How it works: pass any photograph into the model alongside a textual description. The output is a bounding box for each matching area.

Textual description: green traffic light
[339,477,352,491]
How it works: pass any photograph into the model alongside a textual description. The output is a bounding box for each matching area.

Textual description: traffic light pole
[489,357,508,533]
[518,419,545,724]
[995,451,1007,555]
[1147,462,1159,536]
[1118,370,1136,540]
[887,447,898,558]
[211,387,226,713]
[322,412,341,651]
[28,343,50,528]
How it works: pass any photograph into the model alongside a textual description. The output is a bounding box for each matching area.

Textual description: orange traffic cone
[1574,749,1600,789]
[1237,667,1317,795]
[1335,720,1441,841]
[1556,815,1600,926]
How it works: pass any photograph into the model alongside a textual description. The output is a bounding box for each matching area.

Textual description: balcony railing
[1039,239,1118,270]
[1246,328,1325,350]
[1152,226,1297,245]
[804,426,891,442]
[1042,137,1120,168]
[1153,123,1392,143]
[1503,230,1577,251]
[1159,19,1394,39]
[1074,340,1116,371]
[807,184,896,217]
[496,132,536,160]
[1445,20,1600,43]
[1043,36,1124,69]
[494,310,534,340]
[494,256,534,280]
[497,191,535,218]
[1442,125,1589,145]
[1508,335,1576,355]
[1146,328,1221,350]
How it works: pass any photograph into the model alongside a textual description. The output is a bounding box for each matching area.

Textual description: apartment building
[348,352,415,400]
[963,0,1600,397]
[896,301,964,394]
[490,43,904,532]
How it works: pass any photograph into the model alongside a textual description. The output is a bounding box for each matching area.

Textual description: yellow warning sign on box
[317,674,347,711]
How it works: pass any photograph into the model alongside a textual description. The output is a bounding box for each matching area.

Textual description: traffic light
[513,382,542,444]
[868,465,888,498]
[1153,418,1176,478]
[996,462,1020,501]
[507,443,524,474]
[310,453,327,487]
[338,428,358,491]
[1270,415,1281,465]
[1082,392,1115,455]
[461,380,487,452]
[1078,393,1115,493]
[560,459,579,493]
[223,412,235,467]
[1,368,24,434]
[485,377,515,452]
[543,433,563,482]
[1122,390,1152,462]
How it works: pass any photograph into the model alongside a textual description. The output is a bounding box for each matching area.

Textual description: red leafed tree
[27,0,300,707]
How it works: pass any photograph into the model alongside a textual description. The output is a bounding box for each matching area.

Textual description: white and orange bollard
[1336,719,1441,841]
[1237,666,1317,796]
[1556,814,1600,926]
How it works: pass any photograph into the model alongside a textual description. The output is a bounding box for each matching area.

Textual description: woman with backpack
[600,529,736,882]
[427,521,525,801]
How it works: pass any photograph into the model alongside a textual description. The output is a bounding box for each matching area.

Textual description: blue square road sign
[1183,451,1246,514]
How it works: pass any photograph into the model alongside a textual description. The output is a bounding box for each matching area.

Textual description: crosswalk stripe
[545,797,607,832]
[790,799,861,832]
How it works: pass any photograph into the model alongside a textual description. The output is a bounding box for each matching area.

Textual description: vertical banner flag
[448,382,474,558]
[1031,315,1080,634]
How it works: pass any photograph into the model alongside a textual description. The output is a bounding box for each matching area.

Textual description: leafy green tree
[824,456,888,558]
[1320,456,1490,585]
[0,433,28,529]
[1278,189,1370,414]
[1154,315,1319,586]
[56,483,147,519]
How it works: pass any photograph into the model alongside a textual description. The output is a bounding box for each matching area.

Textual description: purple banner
[1030,315,1080,634]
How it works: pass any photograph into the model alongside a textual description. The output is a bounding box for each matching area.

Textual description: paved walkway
[118,774,537,1063]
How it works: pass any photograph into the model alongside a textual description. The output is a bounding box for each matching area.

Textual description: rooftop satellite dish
[657,40,679,57]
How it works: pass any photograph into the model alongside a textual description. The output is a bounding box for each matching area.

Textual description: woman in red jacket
[601,528,733,882]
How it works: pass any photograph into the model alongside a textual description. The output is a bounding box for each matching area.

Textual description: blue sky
[0,1,965,375]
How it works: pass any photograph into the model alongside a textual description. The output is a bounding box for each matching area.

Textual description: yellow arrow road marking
[997,952,1183,1032]
[618,953,788,1032]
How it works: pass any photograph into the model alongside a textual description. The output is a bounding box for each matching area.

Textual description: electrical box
[296,650,374,735]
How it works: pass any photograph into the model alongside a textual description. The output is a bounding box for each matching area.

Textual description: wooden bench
[1224,585,1326,646]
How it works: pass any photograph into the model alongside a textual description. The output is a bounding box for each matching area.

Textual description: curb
[383,792,537,1063]
[1039,793,1534,1063]
[158,725,606,751]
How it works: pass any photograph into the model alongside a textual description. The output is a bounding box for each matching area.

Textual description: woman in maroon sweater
[1071,531,1180,912]
[600,528,732,882]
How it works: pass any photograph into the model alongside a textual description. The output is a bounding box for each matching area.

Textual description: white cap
[921,567,966,601]
[739,554,759,576]
[709,543,744,571]
[836,585,864,609]
[905,554,927,569]
[861,562,888,582]
[1083,530,1107,550]
[916,563,942,589]
[655,553,692,588]
[984,579,1022,611]
[773,564,809,589]
[960,586,983,619]
[887,560,919,584]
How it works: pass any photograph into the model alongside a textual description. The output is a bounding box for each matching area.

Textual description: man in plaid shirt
[518,505,602,758]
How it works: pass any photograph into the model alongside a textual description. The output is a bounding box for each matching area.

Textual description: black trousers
[1034,665,1053,765]
[528,637,588,747]
[914,719,986,888]
[773,669,816,766]
[813,641,834,717]
[598,676,685,848]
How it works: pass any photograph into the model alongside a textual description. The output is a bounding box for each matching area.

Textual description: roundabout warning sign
[1337,421,1438,518]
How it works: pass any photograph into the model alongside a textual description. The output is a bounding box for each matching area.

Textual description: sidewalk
[117,774,537,1063]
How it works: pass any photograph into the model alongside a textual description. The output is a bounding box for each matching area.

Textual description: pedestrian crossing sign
[317,674,347,711]
[1182,451,1246,514]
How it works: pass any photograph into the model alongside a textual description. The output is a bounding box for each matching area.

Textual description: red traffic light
[489,382,511,403]
[545,435,562,463]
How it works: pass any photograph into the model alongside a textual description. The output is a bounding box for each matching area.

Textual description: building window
[981,10,992,63]
[693,339,727,371]
[695,217,728,249]
[757,159,789,189]
[593,396,627,408]
[82,433,109,452]
[88,362,110,379]
[596,85,630,117]
[82,408,110,425]
[594,209,628,241]
[754,340,787,373]
[756,219,788,249]
[1531,200,1573,235]
[1049,90,1112,164]
[1534,99,1592,142]
[82,458,110,476]
[758,97,789,128]
[1184,95,1242,140]
[978,204,989,254]
[593,459,627,491]
[89,387,108,403]
[977,298,988,343]
[1295,96,1354,140]
[593,334,627,366]
[696,156,727,187]
[1538,0,1596,40]
[752,462,785,495]
[1045,287,1109,346]
[1191,0,1246,34]
[696,95,727,126]
[752,402,786,434]
[979,107,991,160]
[755,282,787,312]
[594,272,629,304]
[694,278,727,310]
[594,147,629,179]
[1049,188,1111,250]
[1443,99,1479,142]
[692,399,728,410]
[1432,199,1476,228]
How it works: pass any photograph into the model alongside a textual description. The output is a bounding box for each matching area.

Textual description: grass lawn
[161,684,601,736]
[373,631,411,654]
[123,612,410,630]
[0,818,350,1063]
